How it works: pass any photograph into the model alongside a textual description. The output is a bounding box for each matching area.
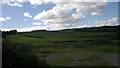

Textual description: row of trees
[75,25,120,32]
[1,25,120,36]
[2,30,17,37]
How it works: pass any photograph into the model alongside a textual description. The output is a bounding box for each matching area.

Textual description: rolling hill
[2,25,120,67]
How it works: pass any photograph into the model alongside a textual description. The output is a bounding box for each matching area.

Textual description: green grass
[79,61,115,66]
[49,58,75,66]
[4,30,119,66]
[85,45,119,53]
[78,53,104,61]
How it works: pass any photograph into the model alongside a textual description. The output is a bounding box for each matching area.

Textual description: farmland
[2,26,120,67]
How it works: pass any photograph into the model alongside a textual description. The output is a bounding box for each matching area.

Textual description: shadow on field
[2,39,49,68]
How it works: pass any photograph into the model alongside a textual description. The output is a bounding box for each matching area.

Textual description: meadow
[2,26,120,67]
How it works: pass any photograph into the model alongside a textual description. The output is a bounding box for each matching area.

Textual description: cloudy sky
[0,0,119,32]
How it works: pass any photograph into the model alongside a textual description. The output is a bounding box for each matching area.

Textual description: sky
[0,0,119,32]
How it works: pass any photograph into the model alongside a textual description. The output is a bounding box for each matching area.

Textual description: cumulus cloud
[6,17,11,20]
[0,17,6,22]
[33,2,108,29]
[0,0,119,4]
[77,25,90,28]
[0,17,11,22]
[6,2,23,7]
[33,5,84,29]
[24,12,32,18]
[0,0,119,31]
[33,22,41,26]
[93,18,118,27]
[78,18,119,28]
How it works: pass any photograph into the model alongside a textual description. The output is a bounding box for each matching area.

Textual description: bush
[2,39,49,68]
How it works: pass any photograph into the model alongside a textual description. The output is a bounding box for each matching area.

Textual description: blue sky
[2,2,56,28]
[74,2,118,27]
[0,2,119,32]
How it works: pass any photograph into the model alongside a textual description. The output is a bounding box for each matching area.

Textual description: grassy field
[2,26,120,67]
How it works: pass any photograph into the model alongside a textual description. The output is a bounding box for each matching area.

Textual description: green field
[2,26,120,67]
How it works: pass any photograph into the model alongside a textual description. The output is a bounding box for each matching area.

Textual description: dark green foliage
[31,30,47,32]
[2,30,17,37]
[2,39,49,68]
[75,25,120,32]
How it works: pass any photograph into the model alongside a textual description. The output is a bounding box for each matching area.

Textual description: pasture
[2,26,120,67]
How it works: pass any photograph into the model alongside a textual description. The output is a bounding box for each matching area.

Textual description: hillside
[2,26,120,67]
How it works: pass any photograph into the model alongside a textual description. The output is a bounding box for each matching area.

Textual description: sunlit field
[2,26,120,67]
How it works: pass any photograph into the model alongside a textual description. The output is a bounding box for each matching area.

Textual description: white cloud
[0,17,11,22]
[29,0,44,5]
[1,26,50,32]
[77,25,90,28]
[78,18,119,28]
[33,2,108,30]
[1,18,118,32]
[6,2,23,7]
[24,12,32,18]
[6,17,11,20]
[0,0,119,4]
[24,19,28,21]
[33,22,41,26]
[0,0,119,31]
[33,6,82,28]
[93,18,118,27]
[0,17,6,22]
